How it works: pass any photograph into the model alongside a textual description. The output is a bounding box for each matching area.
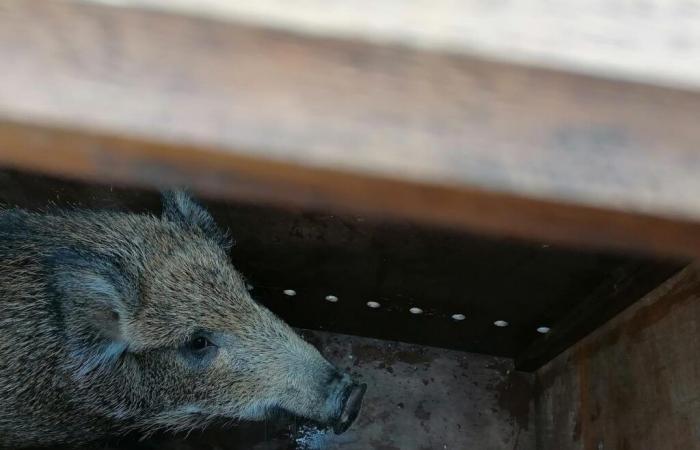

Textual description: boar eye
[188,336,215,352]
[181,334,219,366]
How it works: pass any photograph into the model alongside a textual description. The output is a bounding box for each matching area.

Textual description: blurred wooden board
[3,1,700,257]
[79,0,700,89]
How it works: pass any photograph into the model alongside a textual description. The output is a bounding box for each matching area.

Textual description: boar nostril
[332,383,367,434]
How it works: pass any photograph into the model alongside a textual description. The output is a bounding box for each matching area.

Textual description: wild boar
[0,191,365,447]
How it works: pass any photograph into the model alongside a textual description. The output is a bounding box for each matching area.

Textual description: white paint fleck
[294,424,331,450]
[283,289,297,296]
[409,307,423,314]
[494,320,509,327]
[537,326,551,334]
[366,301,381,309]
[325,295,339,303]
[451,313,466,321]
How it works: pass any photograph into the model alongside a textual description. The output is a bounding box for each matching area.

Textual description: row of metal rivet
[281,289,551,334]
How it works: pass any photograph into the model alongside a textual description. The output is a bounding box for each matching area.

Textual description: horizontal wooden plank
[3,1,700,256]
[79,0,700,90]
[3,121,700,259]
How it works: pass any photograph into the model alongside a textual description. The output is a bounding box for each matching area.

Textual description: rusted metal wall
[535,265,700,450]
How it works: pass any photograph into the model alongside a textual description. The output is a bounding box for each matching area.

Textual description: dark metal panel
[0,169,684,364]
[515,262,680,371]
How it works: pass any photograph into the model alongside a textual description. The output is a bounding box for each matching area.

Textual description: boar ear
[49,248,137,377]
[162,189,233,251]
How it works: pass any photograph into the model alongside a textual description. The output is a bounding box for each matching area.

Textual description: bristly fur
[0,191,343,447]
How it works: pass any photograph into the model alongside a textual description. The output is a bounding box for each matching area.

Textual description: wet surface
[29,330,534,450]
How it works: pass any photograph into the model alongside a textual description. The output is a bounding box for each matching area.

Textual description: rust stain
[533,354,569,396]
[624,276,699,338]
[568,268,700,450]
[576,343,590,447]
[581,270,699,356]
[368,439,401,450]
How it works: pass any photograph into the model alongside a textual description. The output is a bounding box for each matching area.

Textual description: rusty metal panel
[535,266,700,450]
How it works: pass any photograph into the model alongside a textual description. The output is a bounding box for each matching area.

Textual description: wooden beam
[2,1,700,257]
[77,0,700,90]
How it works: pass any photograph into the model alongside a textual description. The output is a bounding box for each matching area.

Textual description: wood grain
[535,265,700,449]
[76,0,700,89]
[3,1,700,256]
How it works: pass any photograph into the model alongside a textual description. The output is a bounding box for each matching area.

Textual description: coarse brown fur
[0,191,358,447]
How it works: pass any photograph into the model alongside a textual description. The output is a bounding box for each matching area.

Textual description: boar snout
[322,371,366,434]
[333,381,367,434]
